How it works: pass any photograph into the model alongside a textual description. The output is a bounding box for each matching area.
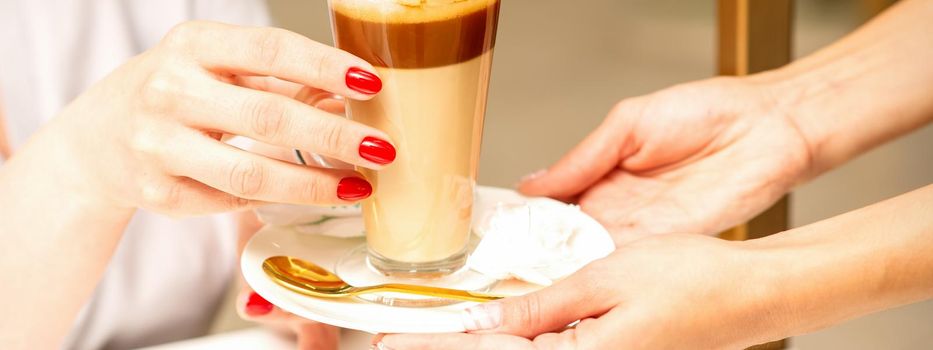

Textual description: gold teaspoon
[262,256,505,303]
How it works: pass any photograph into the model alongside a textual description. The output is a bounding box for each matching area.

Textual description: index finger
[161,21,382,100]
[517,104,636,200]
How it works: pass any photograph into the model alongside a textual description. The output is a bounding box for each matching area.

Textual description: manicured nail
[346,67,382,95]
[461,303,502,331]
[359,136,396,165]
[337,177,372,201]
[245,292,274,317]
[519,169,547,183]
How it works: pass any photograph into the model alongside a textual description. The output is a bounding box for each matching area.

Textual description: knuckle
[515,294,544,330]
[228,159,266,198]
[296,175,326,204]
[608,100,634,120]
[139,69,184,112]
[253,28,287,67]
[246,97,290,140]
[316,120,349,155]
[129,129,163,157]
[161,21,203,49]
[141,180,184,208]
[313,48,339,82]
[604,99,643,131]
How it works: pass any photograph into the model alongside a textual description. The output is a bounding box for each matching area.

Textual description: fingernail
[337,177,372,201]
[359,136,396,165]
[519,169,547,183]
[461,302,502,331]
[245,292,274,317]
[346,67,382,95]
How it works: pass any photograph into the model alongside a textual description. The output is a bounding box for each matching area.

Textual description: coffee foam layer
[331,0,498,23]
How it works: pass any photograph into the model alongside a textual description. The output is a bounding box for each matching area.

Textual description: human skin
[382,0,933,348]
[0,21,393,349]
[236,211,341,350]
[234,93,351,350]
[379,184,933,349]
[518,0,933,246]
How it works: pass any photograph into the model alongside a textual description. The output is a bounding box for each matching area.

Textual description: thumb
[460,270,613,338]
[517,105,638,200]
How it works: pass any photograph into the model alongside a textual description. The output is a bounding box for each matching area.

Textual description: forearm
[749,184,933,340]
[0,122,134,348]
[761,0,933,178]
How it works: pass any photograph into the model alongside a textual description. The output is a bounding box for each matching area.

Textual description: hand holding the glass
[44,21,396,217]
[1,19,402,349]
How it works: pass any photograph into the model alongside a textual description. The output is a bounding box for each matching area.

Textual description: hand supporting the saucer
[382,0,933,348]
[378,184,933,349]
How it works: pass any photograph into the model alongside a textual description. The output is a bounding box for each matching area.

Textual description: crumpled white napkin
[254,190,615,285]
[468,198,615,286]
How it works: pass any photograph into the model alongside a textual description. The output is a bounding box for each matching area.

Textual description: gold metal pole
[717,0,793,348]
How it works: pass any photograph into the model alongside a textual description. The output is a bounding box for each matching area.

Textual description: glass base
[335,244,497,307]
[367,246,468,279]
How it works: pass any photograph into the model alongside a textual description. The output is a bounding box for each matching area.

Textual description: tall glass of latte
[327,0,499,277]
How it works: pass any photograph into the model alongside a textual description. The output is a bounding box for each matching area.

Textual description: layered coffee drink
[329,0,499,275]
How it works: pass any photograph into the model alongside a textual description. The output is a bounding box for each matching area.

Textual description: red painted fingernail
[359,137,396,165]
[346,67,382,95]
[338,177,372,201]
[245,292,274,317]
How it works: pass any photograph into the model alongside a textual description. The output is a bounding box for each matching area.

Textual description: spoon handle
[356,283,506,302]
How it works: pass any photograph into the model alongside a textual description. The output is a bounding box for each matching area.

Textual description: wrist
[738,226,881,340]
[724,238,811,346]
[27,119,136,219]
[746,65,834,182]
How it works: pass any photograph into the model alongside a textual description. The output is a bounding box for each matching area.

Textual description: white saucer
[241,186,546,334]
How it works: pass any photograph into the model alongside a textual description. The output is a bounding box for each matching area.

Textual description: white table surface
[139,328,374,350]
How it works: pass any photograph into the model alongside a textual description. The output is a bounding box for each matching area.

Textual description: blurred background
[212,1,933,348]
